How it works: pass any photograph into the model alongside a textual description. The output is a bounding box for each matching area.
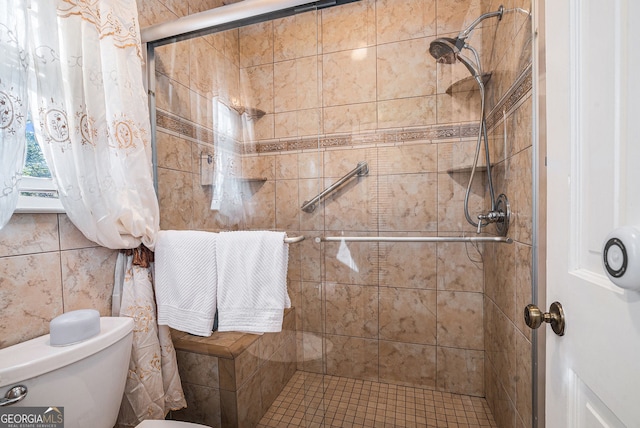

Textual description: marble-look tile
[234,339,262,391]
[324,174,377,231]
[0,252,63,349]
[508,95,533,158]
[379,340,436,388]
[157,167,194,230]
[273,11,319,62]
[298,151,323,180]
[437,140,487,173]
[377,143,438,175]
[299,231,322,282]
[259,349,287,414]
[58,214,96,250]
[157,131,193,172]
[494,239,517,324]
[376,0,436,44]
[516,330,532,427]
[238,366,262,428]
[378,173,438,232]
[301,281,323,333]
[493,302,518,401]
[172,383,222,427]
[275,179,299,230]
[274,111,297,138]
[436,91,482,124]
[190,37,219,97]
[300,331,324,373]
[515,243,533,340]
[240,64,274,115]
[325,334,378,381]
[136,0,179,28]
[274,57,320,113]
[379,239,437,289]
[273,60,297,113]
[436,242,484,292]
[324,240,378,286]
[322,47,376,107]
[437,171,485,233]
[156,73,191,121]
[155,41,191,88]
[243,180,276,230]
[379,287,437,345]
[436,346,484,397]
[377,38,436,100]
[219,389,237,427]
[176,350,220,388]
[275,153,298,180]
[321,0,375,53]
[239,21,274,68]
[297,108,322,136]
[511,147,533,245]
[377,97,437,129]
[0,214,59,257]
[323,103,377,134]
[325,283,378,338]
[436,0,483,35]
[190,91,214,129]
[436,290,484,350]
[242,155,275,181]
[61,247,118,316]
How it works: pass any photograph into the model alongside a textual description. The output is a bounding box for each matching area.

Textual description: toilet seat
[136,421,210,427]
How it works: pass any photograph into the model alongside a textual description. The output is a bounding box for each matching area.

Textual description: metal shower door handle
[0,385,28,406]
[524,302,565,336]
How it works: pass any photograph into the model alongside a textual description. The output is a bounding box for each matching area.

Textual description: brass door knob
[524,301,565,336]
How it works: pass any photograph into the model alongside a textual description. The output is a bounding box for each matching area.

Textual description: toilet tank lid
[0,317,133,388]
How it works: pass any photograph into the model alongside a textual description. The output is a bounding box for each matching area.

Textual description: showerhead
[429,37,481,78]
[429,37,463,64]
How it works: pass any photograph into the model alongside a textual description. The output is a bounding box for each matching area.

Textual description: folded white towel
[155,230,218,337]
[216,231,290,333]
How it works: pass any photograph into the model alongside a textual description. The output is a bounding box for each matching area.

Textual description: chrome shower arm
[457,5,504,41]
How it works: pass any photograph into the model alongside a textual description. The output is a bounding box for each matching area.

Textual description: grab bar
[284,235,305,244]
[301,161,369,213]
[316,236,513,244]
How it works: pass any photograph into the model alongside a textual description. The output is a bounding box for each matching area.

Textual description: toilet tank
[0,317,134,428]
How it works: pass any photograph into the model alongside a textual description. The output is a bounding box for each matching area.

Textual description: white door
[545,0,640,426]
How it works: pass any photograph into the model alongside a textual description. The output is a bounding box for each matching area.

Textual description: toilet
[0,317,207,428]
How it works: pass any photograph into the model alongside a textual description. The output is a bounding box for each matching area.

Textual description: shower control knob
[524,302,565,336]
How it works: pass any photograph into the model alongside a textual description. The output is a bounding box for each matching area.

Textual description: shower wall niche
[151,1,533,426]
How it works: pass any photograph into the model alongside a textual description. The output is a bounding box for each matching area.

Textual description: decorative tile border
[156,78,532,155]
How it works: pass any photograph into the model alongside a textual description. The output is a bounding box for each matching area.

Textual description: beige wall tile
[515,243,533,340]
[322,48,376,107]
[273,60,297,113]
[273,11,319,62]
[377,143,438,175]
[275,153,298,180]
[325,283,378,338]
[436,0,483,35]
[0,252,63,349]
[379,287,437,345]
[243,180,276,230]
[379,340,437,388]
[242,155,275,180]
[377,38,436,100]
[378,173,438,232]
[516,331,533,427]
[436,242,484,292]
[324,241,378,286]
[437,171,484,233]
[379,240,437,289]
[324,174,378,231]
[156,41,191,88]
[323,103,377,134]
[176,350,220,388]
[274,111,297,138]
[299,179,324,231]
[157,131,193,172]
[436,91,482,124]
[325,334,378,380]
[436,290,484,350]
[158,167,194,230]
[436,347,484,396]
[378,97,437,129]
[58,214,97,250]
[172,383,222,426]
[275,179,300,230]
[239,21,274,68]
[321,0,375,53]
[0,214,59,257]
[376,0,436,44]
[240,64,274,115]
[300,331,324,373]
[156,73,191,120]
[324,148,376,178]
[61,247,118,316]
[137,0,179,28]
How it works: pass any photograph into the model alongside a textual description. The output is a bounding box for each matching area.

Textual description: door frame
[533,0,547,427]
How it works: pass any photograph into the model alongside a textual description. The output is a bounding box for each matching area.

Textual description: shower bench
[169,308,296,428]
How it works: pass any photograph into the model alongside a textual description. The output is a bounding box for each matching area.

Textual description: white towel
[216,231,290,333]
[155,230,218,337]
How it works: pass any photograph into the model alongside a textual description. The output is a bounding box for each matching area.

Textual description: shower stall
[143,0,534,426]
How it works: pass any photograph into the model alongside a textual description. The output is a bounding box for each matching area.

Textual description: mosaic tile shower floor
[258,372,497,428]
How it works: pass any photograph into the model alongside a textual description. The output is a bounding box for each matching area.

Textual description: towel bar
[316,236,512,244]
[284,235,305,244]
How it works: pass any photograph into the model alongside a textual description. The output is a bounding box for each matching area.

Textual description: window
[15,120,65,213]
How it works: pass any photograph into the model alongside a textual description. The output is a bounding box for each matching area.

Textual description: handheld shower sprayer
[429,5,510,236]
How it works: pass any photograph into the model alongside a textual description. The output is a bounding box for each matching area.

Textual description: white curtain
[0,0,186,424]
[114,251,186,427]
[0,0,28,230]
[27,0,158,250]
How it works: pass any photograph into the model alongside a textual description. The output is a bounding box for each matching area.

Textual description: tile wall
[481,1,534,427]
[150,0,521,400]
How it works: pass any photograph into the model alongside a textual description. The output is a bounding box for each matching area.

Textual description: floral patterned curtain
[0,0,28,230]
[27,0,159,249]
